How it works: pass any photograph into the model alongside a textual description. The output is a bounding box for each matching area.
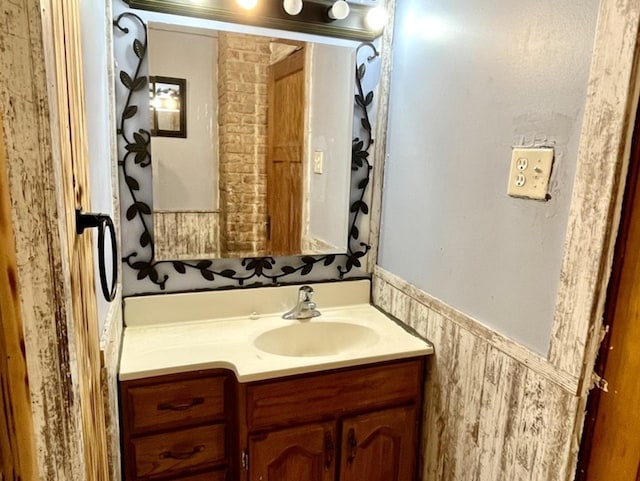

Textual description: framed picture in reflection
[149,76,186,138]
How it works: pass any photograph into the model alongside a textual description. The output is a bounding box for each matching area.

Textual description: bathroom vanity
[120,358,423,481]
[119,281,433,481]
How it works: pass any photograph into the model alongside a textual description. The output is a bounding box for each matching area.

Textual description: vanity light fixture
[125,0,387,40]
[327,0,350,20]
[236,0,258,10]
[364,5,387,31]
[283,0,303,16]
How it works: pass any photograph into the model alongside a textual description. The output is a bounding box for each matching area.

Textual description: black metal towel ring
[76,210,118,302]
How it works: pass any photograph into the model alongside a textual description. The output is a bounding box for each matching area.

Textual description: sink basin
[254,321,379,357]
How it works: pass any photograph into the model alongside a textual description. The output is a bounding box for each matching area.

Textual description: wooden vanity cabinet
[119,358,425,481]
[240,357,425,481]
[119,370,235,481]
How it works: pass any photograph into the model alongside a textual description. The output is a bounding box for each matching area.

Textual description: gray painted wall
[80,0,117,333]
[378,0,599,354]
[148,26,219,212]
[308,43,354,251]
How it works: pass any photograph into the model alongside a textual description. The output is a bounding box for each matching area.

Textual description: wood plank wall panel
[421,311,487,481]
[474,347,526,481]
[2,0,119,479]
[0,1,84,479]
[0,105,38,481]
[373,269,579,481]
[524,372,578,481]
[154,211,221,260]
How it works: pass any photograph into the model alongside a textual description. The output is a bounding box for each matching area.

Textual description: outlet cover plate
[507,147,554,200]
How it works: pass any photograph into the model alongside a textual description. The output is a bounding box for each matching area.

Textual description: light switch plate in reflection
[313,151,324,174]
[507,147,554,200]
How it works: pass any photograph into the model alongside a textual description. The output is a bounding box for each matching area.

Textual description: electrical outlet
[313,151,324,174]
[507,148,554,200]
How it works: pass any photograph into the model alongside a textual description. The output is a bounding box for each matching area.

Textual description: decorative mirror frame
[115,12,378,292]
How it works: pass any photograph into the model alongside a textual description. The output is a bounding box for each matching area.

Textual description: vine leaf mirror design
[149,75,186,138]
[114,12,378,291]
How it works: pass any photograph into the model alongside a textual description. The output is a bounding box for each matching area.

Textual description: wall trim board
[100,2,125,479]
[373,267,579,394]
[365,0,395,273]
[549,0,640,385]
[99,297,123,481]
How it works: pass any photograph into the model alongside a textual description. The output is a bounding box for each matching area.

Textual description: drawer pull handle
[324,431,334,470]
[157,397,204,411]
[159,445,205,460]
[346,428,357,465]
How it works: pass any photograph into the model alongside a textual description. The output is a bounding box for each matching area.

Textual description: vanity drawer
[125,376,226,433]
[246,358,423,430]
[131,424,226,478]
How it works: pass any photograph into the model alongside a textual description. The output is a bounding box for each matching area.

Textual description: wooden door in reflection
[266,47,305,256]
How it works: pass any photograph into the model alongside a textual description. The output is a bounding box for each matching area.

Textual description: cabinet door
[339,406,417,481]
[249,422,336,481]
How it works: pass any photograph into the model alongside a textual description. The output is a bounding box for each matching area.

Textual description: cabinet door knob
[324,430,335,470]
[346,428,358,464]
[159,444,205,460]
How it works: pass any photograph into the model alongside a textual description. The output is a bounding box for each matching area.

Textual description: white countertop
[120,281,433,382]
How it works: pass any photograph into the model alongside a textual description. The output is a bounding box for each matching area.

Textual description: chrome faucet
[282,286,321,320]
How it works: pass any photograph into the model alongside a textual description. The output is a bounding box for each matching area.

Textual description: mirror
[148,23,355,260]
[114,7,379,292]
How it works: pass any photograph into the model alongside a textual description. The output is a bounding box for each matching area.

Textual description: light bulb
[283,0,303,15]
[328,0,349,20]
[236,0,258,10]
[365,6,387,31]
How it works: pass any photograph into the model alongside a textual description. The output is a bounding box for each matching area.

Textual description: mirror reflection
[148,23,355,260]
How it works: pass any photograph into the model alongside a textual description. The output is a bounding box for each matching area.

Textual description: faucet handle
[299,285,313,302]
[282,285,320,320]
